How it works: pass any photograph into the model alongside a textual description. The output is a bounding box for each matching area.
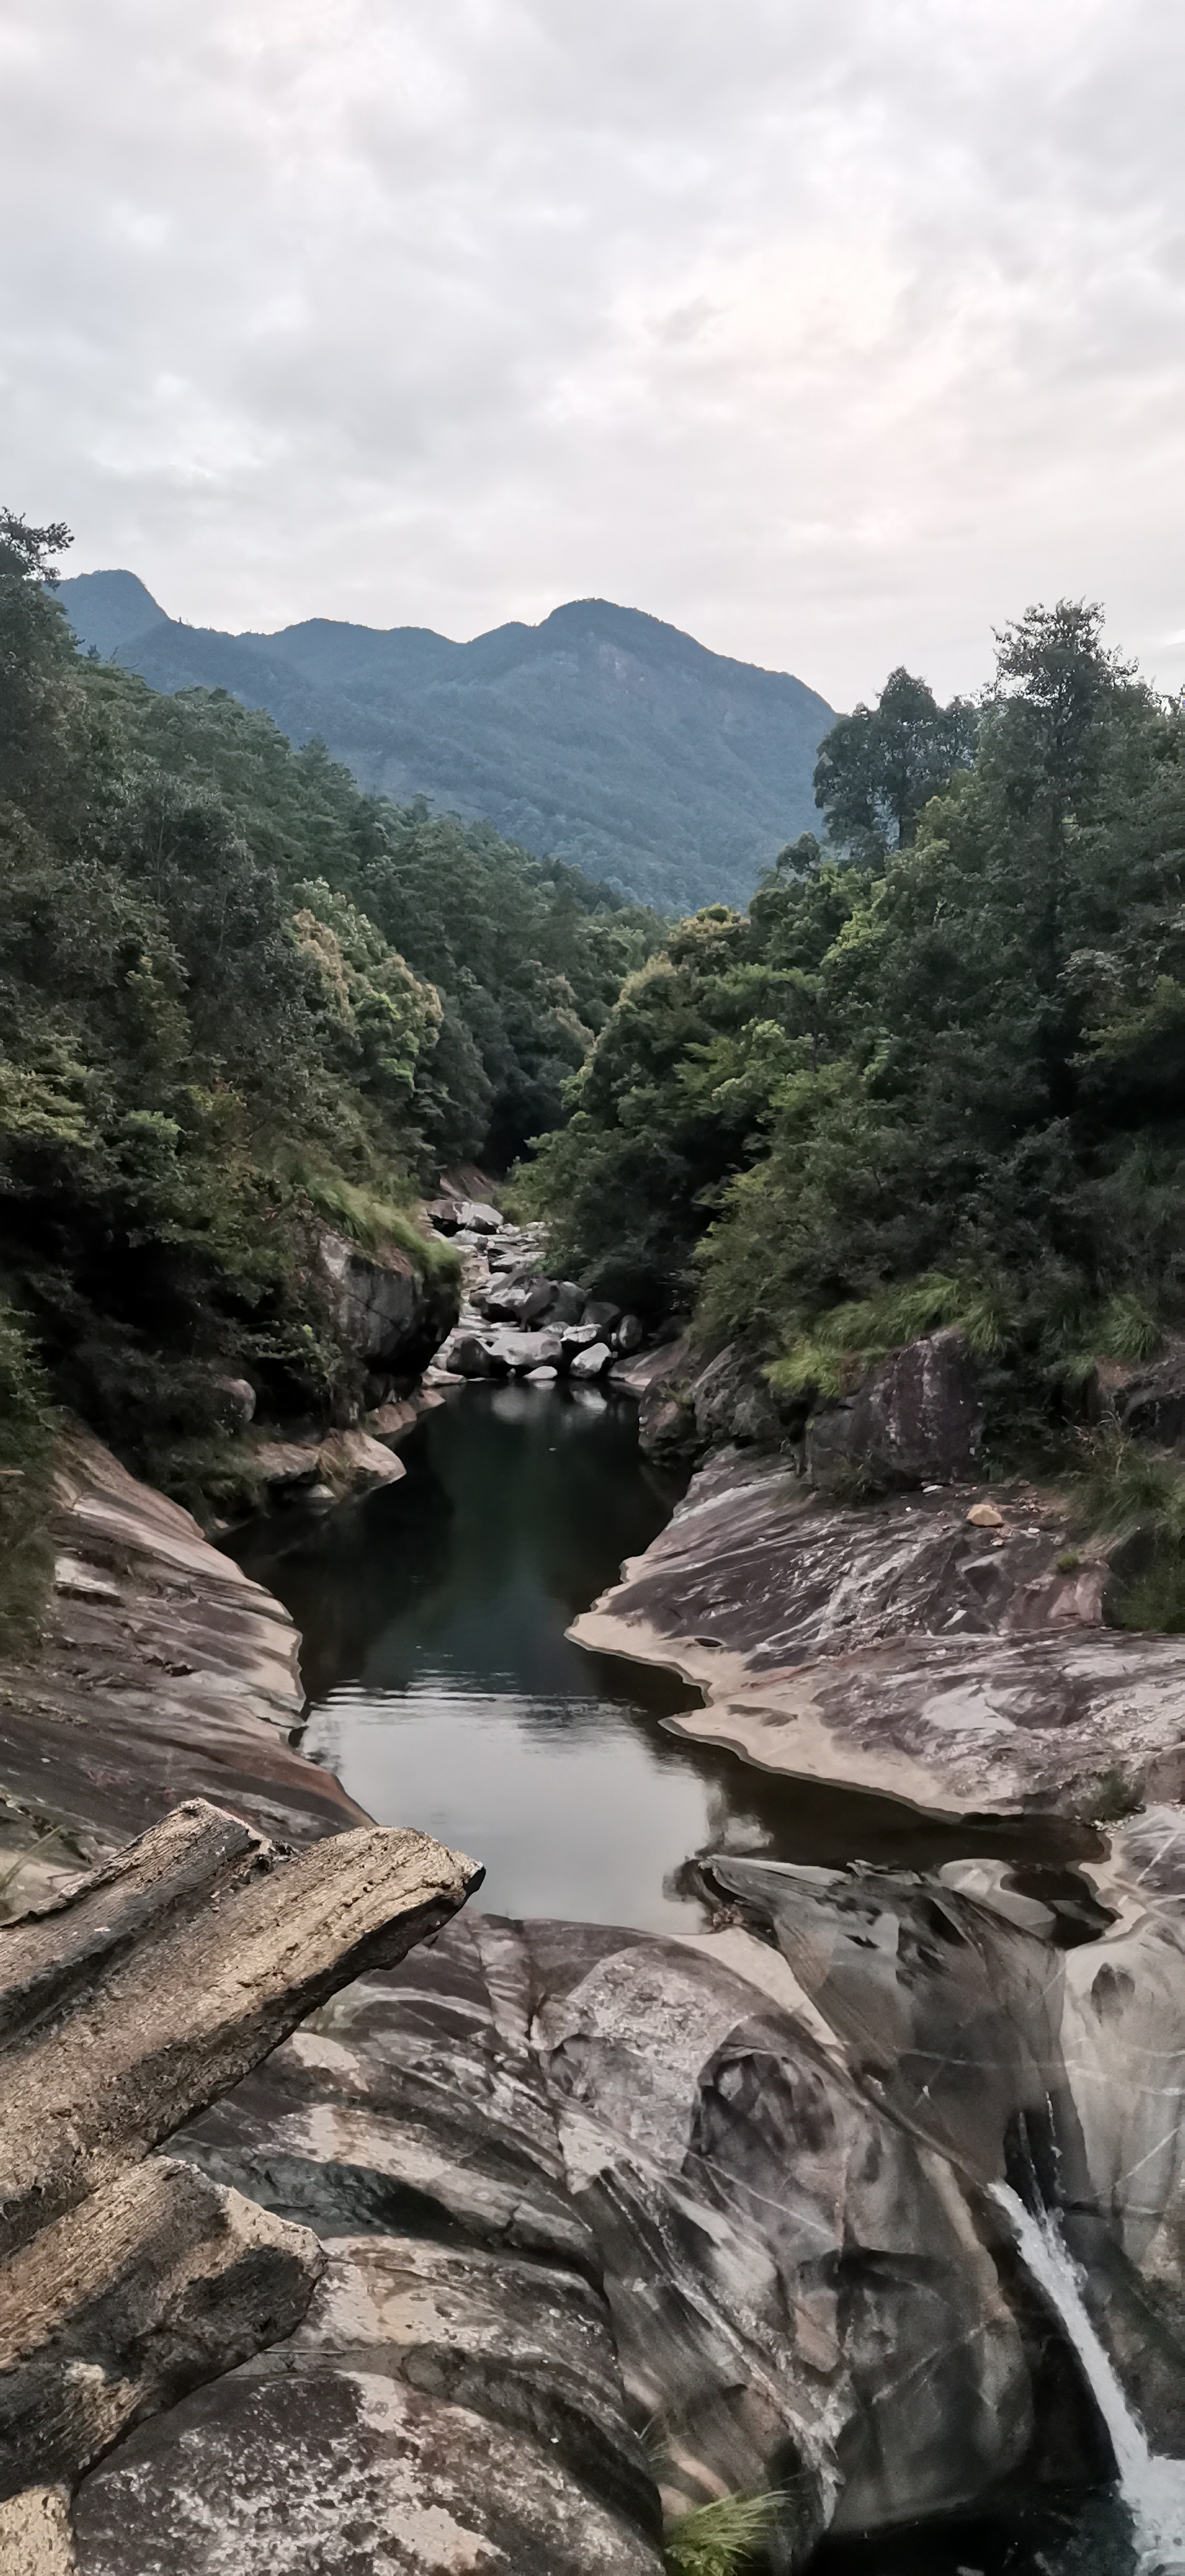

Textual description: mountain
[56,573,835,911]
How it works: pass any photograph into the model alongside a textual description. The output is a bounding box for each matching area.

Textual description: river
[232,1379,1083,1931]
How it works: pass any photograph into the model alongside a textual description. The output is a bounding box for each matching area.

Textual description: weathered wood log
[0,2486,77,2575]
[0,1798,480,2258]
[0,1801,266,2050]
[0,2156,321,2500]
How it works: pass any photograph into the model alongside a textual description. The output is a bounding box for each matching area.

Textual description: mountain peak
[55,571,833,911]
[54,569,167,658]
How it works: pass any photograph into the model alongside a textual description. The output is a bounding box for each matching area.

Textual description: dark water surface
[232,1382,1090,1929]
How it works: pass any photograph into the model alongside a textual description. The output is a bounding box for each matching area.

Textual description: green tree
[813,665,977,860]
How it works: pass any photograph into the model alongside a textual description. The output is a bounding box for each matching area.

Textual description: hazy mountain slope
[57,574,833,910]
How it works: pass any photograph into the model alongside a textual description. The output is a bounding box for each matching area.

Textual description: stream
[231,1381,1179,2574]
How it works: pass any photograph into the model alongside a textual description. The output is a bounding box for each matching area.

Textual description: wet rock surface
[570,1447,1185,1818]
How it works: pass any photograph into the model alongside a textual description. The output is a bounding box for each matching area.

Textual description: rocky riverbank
[6,1268,1185,2570]
[570,1444,1185,1821]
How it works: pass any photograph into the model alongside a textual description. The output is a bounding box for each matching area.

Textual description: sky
[2,0,1183,707]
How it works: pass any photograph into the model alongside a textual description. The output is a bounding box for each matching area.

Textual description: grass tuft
[663,2488,782,2576]
[766,1272,1011,1403]
[290,1167,461,1281]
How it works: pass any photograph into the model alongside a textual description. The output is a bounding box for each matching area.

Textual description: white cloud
[1,0,1182,703]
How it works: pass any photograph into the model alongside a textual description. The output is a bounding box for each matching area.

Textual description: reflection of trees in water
[228,1430,454,1703]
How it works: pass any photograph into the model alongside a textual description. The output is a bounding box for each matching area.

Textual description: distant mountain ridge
[56,570,835,911]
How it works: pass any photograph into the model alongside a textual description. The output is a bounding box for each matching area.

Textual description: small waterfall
[992,2182,1185,2573]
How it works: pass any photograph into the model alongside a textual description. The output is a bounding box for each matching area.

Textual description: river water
[233,1379,1080,1929]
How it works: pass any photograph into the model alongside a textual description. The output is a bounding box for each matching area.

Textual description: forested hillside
[0,510,659,1583]
[528,604,1185,1468]
[57,571,834,914]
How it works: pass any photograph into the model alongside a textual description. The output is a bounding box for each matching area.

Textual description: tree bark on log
[0,1798,480,2259]
[0,1795,480,2541]
[0,2157,321,2499]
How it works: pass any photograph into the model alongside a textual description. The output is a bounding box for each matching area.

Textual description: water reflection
[229,1385,1098,1931]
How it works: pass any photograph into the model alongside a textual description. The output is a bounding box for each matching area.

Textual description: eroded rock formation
[571,1447,1185,1819]
[0,1430,365,1912]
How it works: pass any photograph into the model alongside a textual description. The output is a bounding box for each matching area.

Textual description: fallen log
[0,1799,480,2259]
[0,2157,320,2499]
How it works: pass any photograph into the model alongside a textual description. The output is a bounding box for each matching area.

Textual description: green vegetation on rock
[663,2488,783,2576]
[57,573,835,915]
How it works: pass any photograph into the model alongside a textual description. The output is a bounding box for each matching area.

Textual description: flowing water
[990,2186,1185,2576]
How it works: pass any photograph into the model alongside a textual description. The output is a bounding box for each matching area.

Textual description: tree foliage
[813,664,978,860]
[529,604,1185,1450]
[0,513,659,1513]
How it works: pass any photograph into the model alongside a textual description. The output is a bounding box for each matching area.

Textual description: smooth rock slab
[0,1429,365,1881]
[73,2367,661,2576]
[568,1450,1185,1819]
[81,1917,664,2573]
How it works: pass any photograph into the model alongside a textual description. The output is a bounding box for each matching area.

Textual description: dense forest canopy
[527,601,1185,1450]
[0,509,659,1567]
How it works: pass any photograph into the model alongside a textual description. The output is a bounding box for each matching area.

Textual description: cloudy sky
[3,0,1182,704]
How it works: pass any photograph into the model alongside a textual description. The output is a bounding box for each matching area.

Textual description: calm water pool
[231,1381,1087,1929]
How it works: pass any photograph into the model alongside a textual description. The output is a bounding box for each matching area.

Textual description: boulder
[689,1344,782,1449]
[559,1329,603,1370]
[806,1327,983,1491]
[365,1397,417,1439]
[316,1226,459,1374]
[428,1197,503,1237]
[520,1278,559,1325]
[551,1282,587,1325]
[582,1298,621,1335]
[213,1376,256,1427]
[249,1439,323,1497]
[526,1366,558,1383]
[444,1332,502,1379]
[486,1328,564,1376]
[569,1341,612,1381]
[316,1430,406,1495]
[613,1312,644,1356]
[1117,1338,1185,1447]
